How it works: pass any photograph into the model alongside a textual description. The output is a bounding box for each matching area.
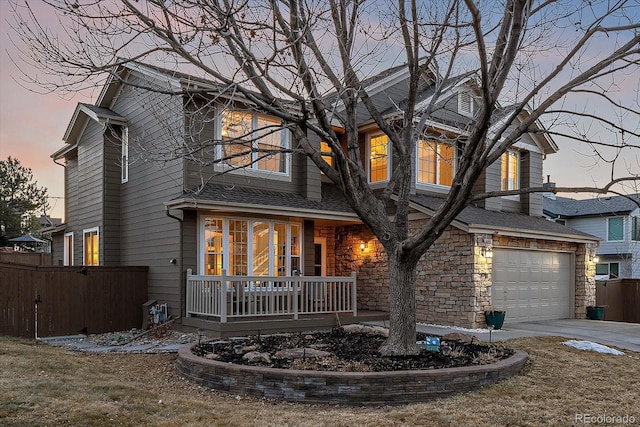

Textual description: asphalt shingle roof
[544,194,640,218]
[177,183,596,240]
[410,194,597,239]
[178,183,355,214]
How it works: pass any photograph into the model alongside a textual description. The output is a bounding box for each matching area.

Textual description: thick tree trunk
[379,251,420,356]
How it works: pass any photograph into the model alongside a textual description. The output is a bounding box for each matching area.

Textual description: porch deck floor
[179,310,389,338]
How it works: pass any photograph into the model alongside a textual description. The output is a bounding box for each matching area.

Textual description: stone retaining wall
[177,345,528,405]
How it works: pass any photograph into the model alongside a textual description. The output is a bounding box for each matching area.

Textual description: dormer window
[218,110,289,175]
[367,134,390,183]
[501,150,519,191]
[458,92,474,117]
[417,139,455,187]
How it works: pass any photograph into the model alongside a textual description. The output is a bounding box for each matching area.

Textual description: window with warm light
[320,141,333,172]
[83,227,99,266]
[202,217,301,276]
[501,150,519,191]
[368,134,389,182]
[417,140,455,187]
[219,110,288,174]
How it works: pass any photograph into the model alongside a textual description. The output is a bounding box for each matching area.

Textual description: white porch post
[220,269,227,323]
[351,272,357,316]
[293,276,299,320]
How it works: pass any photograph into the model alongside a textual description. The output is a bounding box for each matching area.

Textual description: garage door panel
[492,249,572,323]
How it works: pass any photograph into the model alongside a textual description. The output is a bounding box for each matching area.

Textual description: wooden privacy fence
[0,262,148,338]
[595,279,640,323]
[0,252,51,266]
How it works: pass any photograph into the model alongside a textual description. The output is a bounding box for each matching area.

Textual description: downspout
[165,206,185,320]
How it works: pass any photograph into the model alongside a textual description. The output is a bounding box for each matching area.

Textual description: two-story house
[49,60,598,334]
[544,193,640,279]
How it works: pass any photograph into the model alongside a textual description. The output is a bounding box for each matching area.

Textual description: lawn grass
[1,335,638,426]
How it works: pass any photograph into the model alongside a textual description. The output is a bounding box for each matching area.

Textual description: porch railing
[186,269,357,322]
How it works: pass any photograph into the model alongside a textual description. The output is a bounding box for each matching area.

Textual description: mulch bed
[192,327,514,372]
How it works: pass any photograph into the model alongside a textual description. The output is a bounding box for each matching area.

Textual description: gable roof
[52,103,126,160]
[544,194,640,218]
[408,193,598,243]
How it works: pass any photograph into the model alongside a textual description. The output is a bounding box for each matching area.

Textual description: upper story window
[607,217,624,241]
[219,110,289,175]
[632,217,640,241]
[501,150,519,191]
[367,134,390,183]
[121,127,129,183]
[417,139,455,187]
[320,141,333,169]
[458,92,474,117]
[83,227,99,266]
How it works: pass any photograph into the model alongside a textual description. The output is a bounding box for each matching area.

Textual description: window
[368,134,389,182]
[417,139,455,187]
[63,232,74,266]
[501,150,519,191]
[596,262,619,279]
[219,110,288,174]
[458,92,473,116]
[83,227,99,266]
[202,217,301,276]
[320,141,333,171]
[632,217,640,241]
[607,217,624,241]
[121,127,129,183]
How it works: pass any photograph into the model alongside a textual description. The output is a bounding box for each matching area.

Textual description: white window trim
[199,216,302,276]
[415,140,457,189]
[607,217,625,242]
[63,232,74,266]
[214,110,291,180]
[595,261,620,279]
[314,237,327,276]
[121,127,129,183]
[458,91,474,117]
[82,227,100,266]
[366,133,391,186]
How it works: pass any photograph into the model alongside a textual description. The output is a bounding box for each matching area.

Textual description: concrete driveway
[415,319,640,353]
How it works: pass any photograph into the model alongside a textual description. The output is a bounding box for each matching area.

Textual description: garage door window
[607,217,624,242]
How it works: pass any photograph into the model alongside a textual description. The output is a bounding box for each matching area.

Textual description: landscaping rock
[243,351,272,364]
[342,324,389,337]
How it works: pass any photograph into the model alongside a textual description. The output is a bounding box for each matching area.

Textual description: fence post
[351,272,357,316]
[220,269,227,323]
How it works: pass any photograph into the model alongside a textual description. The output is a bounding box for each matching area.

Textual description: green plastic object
[586,306,605,320]
[485,310,506,330]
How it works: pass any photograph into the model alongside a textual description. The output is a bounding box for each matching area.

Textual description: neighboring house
[48,61,598,333]
[544,193,640,279]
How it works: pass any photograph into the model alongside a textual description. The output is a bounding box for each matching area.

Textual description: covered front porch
[182,269,388,337]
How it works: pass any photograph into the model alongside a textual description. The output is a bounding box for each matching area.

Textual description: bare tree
[9,0,640,355]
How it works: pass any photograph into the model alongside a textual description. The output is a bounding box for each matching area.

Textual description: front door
[313,237,326,276]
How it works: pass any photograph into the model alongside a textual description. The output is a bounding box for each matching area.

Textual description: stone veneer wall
[492,235,597,319]
[333,221,596,328]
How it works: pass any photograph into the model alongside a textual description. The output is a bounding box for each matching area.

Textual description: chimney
[543,175,556,200]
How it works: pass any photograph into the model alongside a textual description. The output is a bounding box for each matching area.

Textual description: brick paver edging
[176,344,528,405]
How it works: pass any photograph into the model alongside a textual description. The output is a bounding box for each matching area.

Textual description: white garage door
[492,249,572,323]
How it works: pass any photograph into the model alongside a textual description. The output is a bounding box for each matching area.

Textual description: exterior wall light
[360,242,366,252]
[593,256,600,264]
[481,246,493,258]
